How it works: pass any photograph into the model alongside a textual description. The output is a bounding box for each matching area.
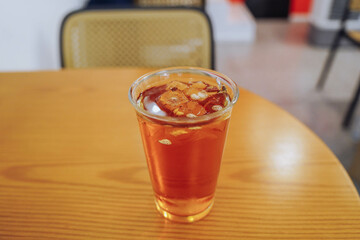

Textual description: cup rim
[128,67,239,124]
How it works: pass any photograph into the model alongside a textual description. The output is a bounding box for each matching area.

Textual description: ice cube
[177,101,206,116]
[205,85,219,92]
[156,90,188,113]
[166,81,188,91]
[191,81,207,89]
[143,96,166,116]
[203,93,228,113]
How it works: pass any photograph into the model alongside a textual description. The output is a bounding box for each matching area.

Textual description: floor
[216,20,360,193]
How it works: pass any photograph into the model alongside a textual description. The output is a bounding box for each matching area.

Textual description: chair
[316,0,360,90]
[136,0,205,9]
[315,0,360,128]
[60,8,214,69]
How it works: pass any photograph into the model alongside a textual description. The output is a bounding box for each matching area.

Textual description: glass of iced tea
[129,67,239,223]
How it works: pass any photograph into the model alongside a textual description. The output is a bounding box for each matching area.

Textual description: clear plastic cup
[129,67,239,223]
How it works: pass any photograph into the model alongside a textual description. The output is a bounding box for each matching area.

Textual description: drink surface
[136,80,231,118]
[136,79,232,218]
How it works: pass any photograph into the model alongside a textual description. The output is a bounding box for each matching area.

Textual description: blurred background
[1,0,359,192]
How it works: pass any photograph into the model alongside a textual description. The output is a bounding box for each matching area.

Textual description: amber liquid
[136,80,231,219]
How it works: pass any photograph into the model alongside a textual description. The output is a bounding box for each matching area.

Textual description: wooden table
[0,68,359,239]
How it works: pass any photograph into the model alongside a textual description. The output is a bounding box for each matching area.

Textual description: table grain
[0,68,359,240]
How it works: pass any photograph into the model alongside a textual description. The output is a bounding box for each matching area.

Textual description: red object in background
[290,0,312,14]
[230,0,312,16]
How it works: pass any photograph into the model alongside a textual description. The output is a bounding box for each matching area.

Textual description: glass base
[155,199,214,223]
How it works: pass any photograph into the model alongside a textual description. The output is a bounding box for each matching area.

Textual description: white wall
[206,0,256,42]
[310,0,360,30]
[0,0,256,72]
[0,0,86,72]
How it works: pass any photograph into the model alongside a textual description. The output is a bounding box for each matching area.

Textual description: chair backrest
[60,8,214,69]
[136,0,204,8]
[350,0,360,11]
